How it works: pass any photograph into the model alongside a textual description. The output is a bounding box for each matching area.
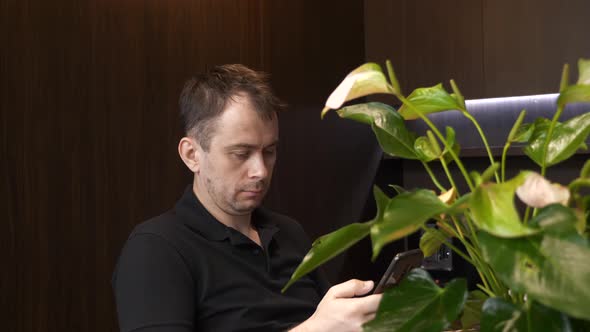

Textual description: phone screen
[373,249,424,294]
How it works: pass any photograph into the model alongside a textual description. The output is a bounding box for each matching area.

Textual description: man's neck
[192,184,261,245]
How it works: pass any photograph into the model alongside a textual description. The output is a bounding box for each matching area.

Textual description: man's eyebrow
[224,141,279,151]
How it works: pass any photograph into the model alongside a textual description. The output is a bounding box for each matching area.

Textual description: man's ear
[178,137,201,173]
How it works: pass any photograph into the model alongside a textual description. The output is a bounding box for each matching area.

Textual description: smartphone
[373,249,424,294]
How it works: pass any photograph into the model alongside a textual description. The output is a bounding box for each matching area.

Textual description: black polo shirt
[113,186,330,332]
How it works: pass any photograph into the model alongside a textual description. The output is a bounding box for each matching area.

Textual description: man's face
[195,94,278,216]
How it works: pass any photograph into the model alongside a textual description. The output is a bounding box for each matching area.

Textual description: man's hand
[290,279,383,332]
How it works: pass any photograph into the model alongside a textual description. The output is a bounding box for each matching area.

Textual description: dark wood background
[2,0,590,331]
[366,0,590,99]
[1,1,372,331]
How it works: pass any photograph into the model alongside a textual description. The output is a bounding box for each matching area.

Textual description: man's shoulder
[130,210,187,241]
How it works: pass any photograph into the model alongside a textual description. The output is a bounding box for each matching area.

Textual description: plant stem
[449,216,465,240]
[419,225,475,266]
[541,104,565,176]
[440,158,460,195]
[462,111,500,183]
[421,161,446,192]
[501,141,511,182]
[477,284,496,298]
[397,95,475,191]
[523,206,532,224]
[464,216,480,247]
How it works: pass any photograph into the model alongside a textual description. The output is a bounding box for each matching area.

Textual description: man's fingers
[353,293,382,314]
[328,279,374,298]
[363,312,377,323]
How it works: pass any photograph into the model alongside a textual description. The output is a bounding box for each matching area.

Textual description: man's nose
[248,154,269,179]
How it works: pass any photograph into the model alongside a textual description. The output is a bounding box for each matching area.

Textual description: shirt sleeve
[112,233,195,332]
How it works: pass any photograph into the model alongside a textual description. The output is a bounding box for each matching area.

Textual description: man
[112,64,382,331]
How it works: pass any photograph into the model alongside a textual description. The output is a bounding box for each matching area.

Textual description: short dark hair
[179,64,286,151]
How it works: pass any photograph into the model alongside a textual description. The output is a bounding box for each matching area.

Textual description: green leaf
[389,184,407,194]
[397,84,463,120]
[450,79,466,110]
[370,190,449,260]
[322,63,393,117]
[470,171,483,187]
[557,84,590,107]
[470,173,540,237]
[480,162,500,183]
[372,122,419,159]
[386,59,402,95]
[426,130,442,156]
[373,185,390,221]
[560,63,571,93]
[581,159,590,178]
[461,290,488,329]
[282,222,372,292]
[571,317,590,332]
[478,231,590,320]
[507,110,528,142]
[481,297,572,332]
[524,112,590,167]
[512,122,536,143]
[414,136,439,162]
[419,227,448,257]
[336,101,397,126]
[336,103,419,159]
[443,126,456,149]
[363,269,467,332]
[528,204,588,245]
[576,58,590,85]
[441,127,461,165]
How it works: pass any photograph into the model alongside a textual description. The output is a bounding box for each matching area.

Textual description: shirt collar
[174,185,279,243]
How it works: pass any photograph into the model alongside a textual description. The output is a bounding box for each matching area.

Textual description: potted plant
[282,59,590,331]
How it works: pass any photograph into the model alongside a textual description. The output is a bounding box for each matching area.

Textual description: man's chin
[231,200,262,215]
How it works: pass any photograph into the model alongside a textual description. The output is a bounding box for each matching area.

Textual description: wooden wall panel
[482,0,590,97]
[2,0,370,330]
[2,1,266,331]
[365,0,485,99]
[366,0,590,99]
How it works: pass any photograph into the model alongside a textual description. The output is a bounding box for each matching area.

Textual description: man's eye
[264,149,276,156]
[233,152,250,159]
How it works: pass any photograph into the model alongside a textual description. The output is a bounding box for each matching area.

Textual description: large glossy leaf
[398,84,463,120]
[481,297,572,332]
[372,123,419,159]
[419,227,448,257]
[370,190,450,260]
[557,84,590,107]
[335,102,419,159]
[478,231,590,320]
[512,122,536,143]
[461,290,487,330]
[322,63,393,117]
[373,185,390,221]
[528,204,588,245]
[469,173,540,237]
[524,112,590,167]
[364,269,467,332]
[282,222,372,292]
[557,58,590,106]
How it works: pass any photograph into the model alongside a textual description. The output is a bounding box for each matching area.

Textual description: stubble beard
[205,177,267,216]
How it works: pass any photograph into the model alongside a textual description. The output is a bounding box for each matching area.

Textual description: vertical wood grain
[2,0,371,330]
[482,0,590,96]
[2,1,266,330]
[365,0,485,99]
